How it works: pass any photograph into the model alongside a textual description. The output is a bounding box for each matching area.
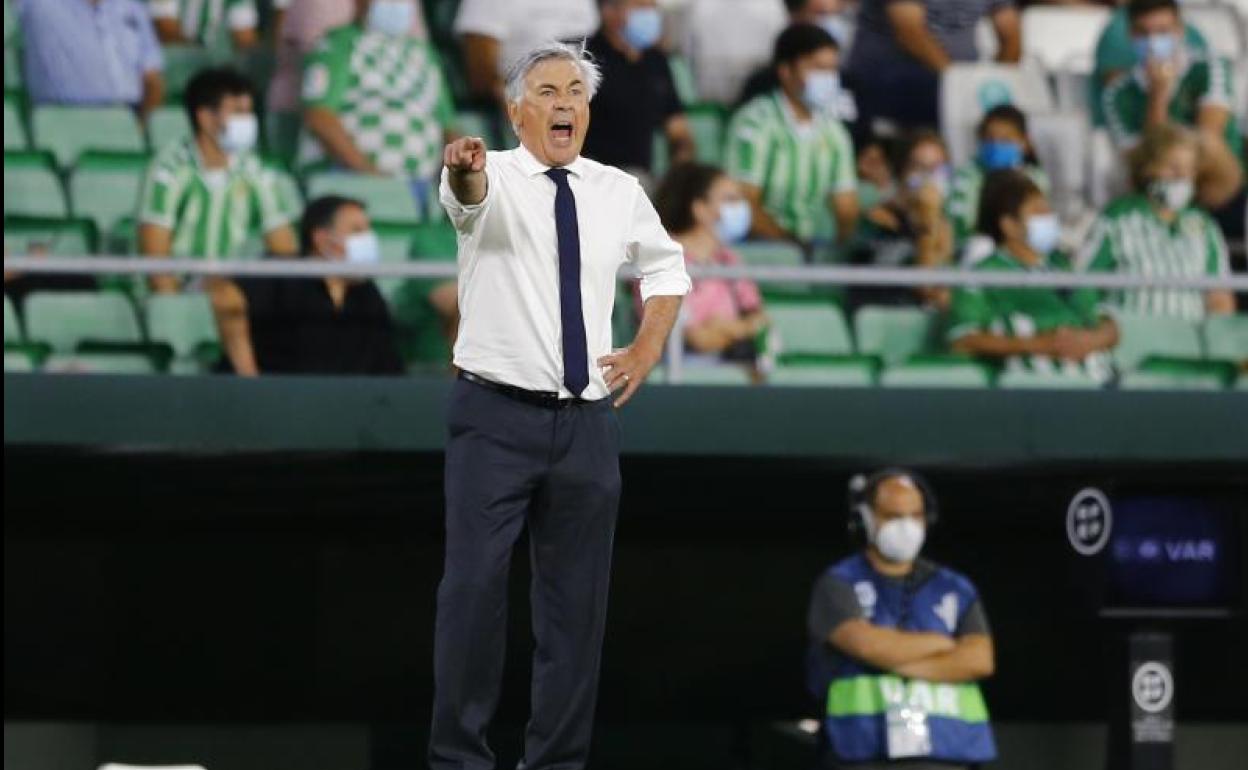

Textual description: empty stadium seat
[4,293,20,343]
[410,221,458,259]
[1020,6,1112,74]
[854,306,935,366]
[1119,369,1227,390]
[736,240,805,268]
[1203,314,1248,362]
[24,292,142,353]
[687,104,725,165]
[768,300,853,357]
[939,63,1055,167]
[997,369,1103,389]
[145,293,218,359]
[42,352,155,375]
[1112,313,1204,371]
[769,360,877,386]
[1182,3,1247,60]
[4,350,33,372]
[32,106,145,168]
[4,95,25,150]
[3,216,97,255]
[3,152,68,218]
[306,173,422,225]
[650,363,753,386]
[668,55,699,106]
[3,45,20,90]
[148,106,192,152]
[880,359,994,388]
[69,152,148,238]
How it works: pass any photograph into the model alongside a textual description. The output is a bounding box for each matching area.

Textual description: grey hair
[503,41,603,105]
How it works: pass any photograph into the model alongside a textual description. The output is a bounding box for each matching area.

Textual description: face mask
[622,6,663,51]
[1132,33,1178,64]
[1025,212,1061,255]
[801,70,840,113]
[367,0,413,36]
[977,140,1024,171]
[714,199,752,244]
[344,230,380,264]
[873,517,926,564]
[906,166,950,198]
[1149,178,1194,211]
[818,13,850,47]
[217,113,258,155]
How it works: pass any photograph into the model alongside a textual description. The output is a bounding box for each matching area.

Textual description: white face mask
[217,113,258,155]
[873,517,926,563]
[367,0,413,36]
[1149,178,1194,211]
[344,230,380,264]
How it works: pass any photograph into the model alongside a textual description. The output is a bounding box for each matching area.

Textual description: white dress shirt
[439,144,691,400]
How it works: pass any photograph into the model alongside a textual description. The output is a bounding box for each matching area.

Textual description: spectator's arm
[665,114,696,165]
[886,1,952,73]
[912,185,953,307]
[685,316,758,353]
[893,634,995,683]
[989,5,1021,64]
[138,224,180,294]
[741,182,796,241]
[148,0,190,44]
[135,8,166,120]
[831,190,859,246]
[951,329,1054,357]
[303,106,379,173]
[461,33,505,104]
[206,277,260,376]
[226,0,260,49]
[264,226,298,256]
[140,70,165,120]
[828,122,858,245]
[1194,106,1244,209]
[829,619,957,670]
[1204,217,1237,314]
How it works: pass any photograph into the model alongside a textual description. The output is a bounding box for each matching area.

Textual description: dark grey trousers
[429,377,622,770]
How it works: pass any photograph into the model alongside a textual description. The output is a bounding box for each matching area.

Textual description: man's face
[198,92,253,140]
[871,477,926,532]
[317,203,372,261]
[603,0,658,33]
[1131,8,1181,41]
[779,47,840,105]
[508,58,591,167]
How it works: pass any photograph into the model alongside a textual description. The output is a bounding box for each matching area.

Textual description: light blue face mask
[345,230,381,264]
[1025,213,1061,256]
[367,0,414,37]
[714,199,752,244]
[802,70,840,113]
[818,13,851,47]
[622,7,663,51]
[1132,33,1178,64]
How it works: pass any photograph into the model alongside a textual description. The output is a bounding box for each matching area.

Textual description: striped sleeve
[724,102,771,188]
[947,286,992,342]
[254,166,297,234]
[1199,56,1235,109]
[946,164,980,243]
[826,119,856,194]
[1204,216,1231,276]
[137,151,186,229]
[1076,215,1122,317]
[1101,74,1139,150]
[301,31,351,110]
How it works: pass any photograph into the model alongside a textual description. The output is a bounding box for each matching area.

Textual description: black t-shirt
[237,276,403,376]
[582,31,683,171]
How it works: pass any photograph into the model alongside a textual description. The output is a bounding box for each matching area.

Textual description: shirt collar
[515,142,586,179]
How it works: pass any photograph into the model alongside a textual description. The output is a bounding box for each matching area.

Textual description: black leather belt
[459,370,591,409]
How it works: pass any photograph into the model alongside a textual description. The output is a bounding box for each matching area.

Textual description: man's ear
[506,100,520,135]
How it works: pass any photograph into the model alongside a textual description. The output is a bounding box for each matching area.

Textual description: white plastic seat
[939,63,1056,167]
[1182,4,1247,61]
[1021,6,1113,75]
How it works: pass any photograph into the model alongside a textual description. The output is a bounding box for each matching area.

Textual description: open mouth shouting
[549,119,576,147]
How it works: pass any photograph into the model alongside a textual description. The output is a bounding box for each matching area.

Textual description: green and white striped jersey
[949,248,1113,382]
[946,162,1050,244]
[300,24,455,180]
[1077,193,1229,321]
[147,0,257,47]
[138,138,298,260]
[724,91,856,243]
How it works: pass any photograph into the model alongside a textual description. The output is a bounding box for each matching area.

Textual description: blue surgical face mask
[622,6,663,51]
[818,13,851,47]
[367,0,413,36]
[714,199,752,244]
[906,165,951,198]
[802,69,840,113]
[1025,212,1061,255]
[344,230,380,264]
[1132,33,1178,64]
[977,140,1024,171]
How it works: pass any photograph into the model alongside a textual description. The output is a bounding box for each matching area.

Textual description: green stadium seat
[3,0,17,44]
[69,152,148,237]
[770,359,877,386]
[1236,375,1248,391]
[769,299,853,357]
[4,94,25,150]
[854,306,935,366]
[4,152,68,218]
[455,109,497,149]
[880,359,994,388]
[4,46,20,90]
[148,105,192,152]
[1202,315,1248,363]
[1119,369,1226,390]
[372,223,414,304]
[736,240,805,268]
[668,55,698,106]
[4,293,20,342]
[32,105,145,168]
[306,172,421,225]
[4,350,33,372]
[1112,313,1203,371]
[687,104,724,164]
[42,352,155,375]
[410,220,458,259]
[145,292,218,359]
[24,291,142,352]
[649,363,752,385]
[3,216,98,255]
[997,369,1103,389]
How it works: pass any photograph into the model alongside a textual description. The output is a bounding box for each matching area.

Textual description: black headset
[846,467,940,539]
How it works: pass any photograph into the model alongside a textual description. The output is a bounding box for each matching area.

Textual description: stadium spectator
[1102,0,1243,211]
[1079,124,1236,321]
[947,104,1050,245]
[210,195,404,376]
[683,0,788,104]
[16,0,165,118]
[454,0,598,104]
[736,0,857,111]
[653,163,768,380]
[139,68,299,293]
[300,0,457,213]
[845,0,1021,132]
[854,134,896,215]
[724,24,858,255]
[582,0,694,181]
[148,0,260,48]
[950,170,1118,383]
[806,470,996,767]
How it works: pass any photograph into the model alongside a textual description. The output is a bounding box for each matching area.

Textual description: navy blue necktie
[544,168,589,396]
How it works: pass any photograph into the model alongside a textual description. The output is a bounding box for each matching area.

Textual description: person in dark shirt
[582,0,694,179]
[211,195,404,376]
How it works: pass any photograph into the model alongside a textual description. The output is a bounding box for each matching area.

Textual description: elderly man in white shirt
[430,41,690,770]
